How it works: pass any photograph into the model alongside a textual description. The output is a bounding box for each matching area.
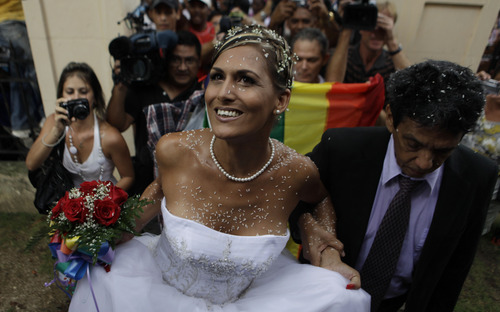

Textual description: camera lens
[73,104,90,120]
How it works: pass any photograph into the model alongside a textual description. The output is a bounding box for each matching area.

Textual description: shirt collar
[382,135,443,192]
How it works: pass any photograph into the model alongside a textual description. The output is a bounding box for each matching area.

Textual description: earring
[276,109,281,114]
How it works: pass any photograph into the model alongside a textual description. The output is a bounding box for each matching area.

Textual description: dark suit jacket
[292,127,498,311]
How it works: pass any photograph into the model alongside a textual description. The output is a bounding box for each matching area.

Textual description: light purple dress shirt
[355,135,444,299]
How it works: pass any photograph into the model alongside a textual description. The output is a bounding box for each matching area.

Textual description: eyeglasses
[171,56,199,66]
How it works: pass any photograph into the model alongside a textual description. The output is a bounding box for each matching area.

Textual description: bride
[69,25,370,311]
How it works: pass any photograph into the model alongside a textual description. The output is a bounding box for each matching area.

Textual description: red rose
[63,197,88,223]
[79,180,100,196]
[108,185,128,206]
[51,192,68,220]
[93,199,121,226]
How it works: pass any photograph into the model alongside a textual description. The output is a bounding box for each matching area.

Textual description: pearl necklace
[68,126,105,181]
[210,135,275,182]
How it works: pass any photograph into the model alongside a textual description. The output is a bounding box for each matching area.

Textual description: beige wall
[21,0,500,155]
[391,0,500,69]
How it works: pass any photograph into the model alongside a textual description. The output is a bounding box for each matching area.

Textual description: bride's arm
[296,157,343,261]
[133,133,178,232]
[117,178,163,244]
[134,178,164,232]
[119,134,177,243]
[296,158,361,289]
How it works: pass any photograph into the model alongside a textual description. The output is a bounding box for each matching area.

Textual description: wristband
[388,44,402,56]
[41,132,65,148]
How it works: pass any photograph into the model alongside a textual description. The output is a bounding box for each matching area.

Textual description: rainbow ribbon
[48,233,115,280]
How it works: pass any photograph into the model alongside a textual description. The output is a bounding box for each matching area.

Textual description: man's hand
[476,70,491,81]
[320,247,361,289]
[308,0,328,23]
[269,0,296,28]
[377,12,396,44]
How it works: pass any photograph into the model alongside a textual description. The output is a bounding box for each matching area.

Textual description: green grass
[0,212,54,273]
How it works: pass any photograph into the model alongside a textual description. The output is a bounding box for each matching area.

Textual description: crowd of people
[11,0,500,311]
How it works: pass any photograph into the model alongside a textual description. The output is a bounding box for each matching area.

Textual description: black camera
[108,30,178,85]
[219,12,244,33]
[342,0,378,30]
[60,99,90,120]
[482,79,500,95]
[292,0,307,7]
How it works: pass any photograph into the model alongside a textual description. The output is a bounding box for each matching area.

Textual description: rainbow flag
[271,74,385,155]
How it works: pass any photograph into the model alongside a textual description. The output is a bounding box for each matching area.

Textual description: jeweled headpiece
[212,25,295,90]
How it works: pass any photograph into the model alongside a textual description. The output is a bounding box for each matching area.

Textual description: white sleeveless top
[63,113,117,188]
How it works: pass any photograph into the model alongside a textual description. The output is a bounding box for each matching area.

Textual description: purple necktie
[360,175,423,311]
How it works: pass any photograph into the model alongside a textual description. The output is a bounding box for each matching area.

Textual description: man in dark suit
[292,60,498,311]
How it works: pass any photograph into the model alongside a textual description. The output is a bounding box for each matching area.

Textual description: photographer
[25,62,134,191]
[268,0,338,47]
[326,0,411,83]
[107,31,202,198]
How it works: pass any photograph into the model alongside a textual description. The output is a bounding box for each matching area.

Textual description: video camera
[108,30,178,85]
[341,0,378,31]
[118,3,149,33]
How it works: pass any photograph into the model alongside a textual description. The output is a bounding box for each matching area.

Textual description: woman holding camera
[26,62,134,191]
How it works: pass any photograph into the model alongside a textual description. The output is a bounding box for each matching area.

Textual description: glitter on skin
[149,130,328,236]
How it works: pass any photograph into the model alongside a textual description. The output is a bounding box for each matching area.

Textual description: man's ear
[275,89,291,114]
[385,104,395,133]
[322,53,330,67]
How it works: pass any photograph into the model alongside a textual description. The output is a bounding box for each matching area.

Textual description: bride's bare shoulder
[156,129,210,161]
[272,139,316,171]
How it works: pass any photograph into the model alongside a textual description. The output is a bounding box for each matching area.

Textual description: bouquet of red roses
[46,180,148,287]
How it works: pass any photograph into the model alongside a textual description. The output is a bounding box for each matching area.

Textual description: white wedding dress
[69,199,370,311]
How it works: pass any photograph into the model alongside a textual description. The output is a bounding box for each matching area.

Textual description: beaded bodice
[152,198,289,304]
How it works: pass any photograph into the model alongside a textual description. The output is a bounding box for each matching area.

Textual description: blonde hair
[377,1,397,23]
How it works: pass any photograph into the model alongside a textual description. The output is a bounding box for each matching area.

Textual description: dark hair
[221,0,249,14]
[208,9,223,21]
[56,62,106,120]
[386,60,484,134]
[176,30,202,57]
[290,27,329,56]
